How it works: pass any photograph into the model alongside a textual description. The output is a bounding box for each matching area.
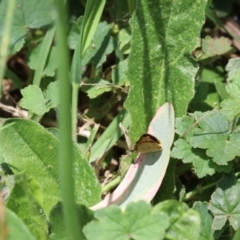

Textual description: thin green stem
[0,0,16,99]
[101,175,122,194]
[53,0,81,239]
[183,181,217,201]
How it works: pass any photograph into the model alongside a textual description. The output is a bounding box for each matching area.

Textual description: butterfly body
[133,134,162,153]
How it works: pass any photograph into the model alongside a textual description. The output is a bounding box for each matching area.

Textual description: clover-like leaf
[190,111,240,165]
[154,200,201,240]
[171,140,215,178]
[20,85,48,115]
[202,36,232,57]
[0,0,53,54]
[84,201,169,240]
[220,73,240,121]
[225,57,240,82]
[208,173,240,231]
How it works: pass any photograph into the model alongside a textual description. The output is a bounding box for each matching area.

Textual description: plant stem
[0,0,16,99]
[53,0,81,239]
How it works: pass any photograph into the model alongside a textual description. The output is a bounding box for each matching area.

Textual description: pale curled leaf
[91,102,174,209]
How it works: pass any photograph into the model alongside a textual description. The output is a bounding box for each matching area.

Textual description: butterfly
[133,134,162,153]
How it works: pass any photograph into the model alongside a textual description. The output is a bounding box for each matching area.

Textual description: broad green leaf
[20,85,48,115]
[0,119,101,216]
[6,173,48,239]
[208,173,240,231]
[6,208,35,240]
[190,111,240,165]
[154,200,201,240]
[84,201,169,240]
[49,202,93,240]
[193,202,214,240]
[125,0,208,142]
[0,0,53,54]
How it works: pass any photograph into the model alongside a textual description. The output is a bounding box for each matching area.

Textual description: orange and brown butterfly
[132,134,162,153]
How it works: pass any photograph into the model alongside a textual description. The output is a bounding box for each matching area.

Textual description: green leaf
[117,28,131,55]
[45,81,60,108]
[125,0,208,141]
[220,73,240,121]
[0,0,53,54]
[0,119,101,216]
[190,111,240,165]
[208,173,240,231]
[154,200,201,240]
[20,85,48,115]
[175,116,194,141]
[49,202,93,240]
[6,173,48,239]
[90,109,130,162]
[29,44,58,77]
[171,139,193,163]
[221,99,240,121]
[200,66,225,84]
[6,208,35,240]
[112,59,128,86]
[171,140,215,178]
[20,83,59,116]
[68,17,83,50]
[82,22,115,68]
[69,21,114,68]
[225,57,240,81]
[193,202,215,240]
[202,36,232,57]
[81,77,113,99]
[0,164,15,202]
[83,201,169,240]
